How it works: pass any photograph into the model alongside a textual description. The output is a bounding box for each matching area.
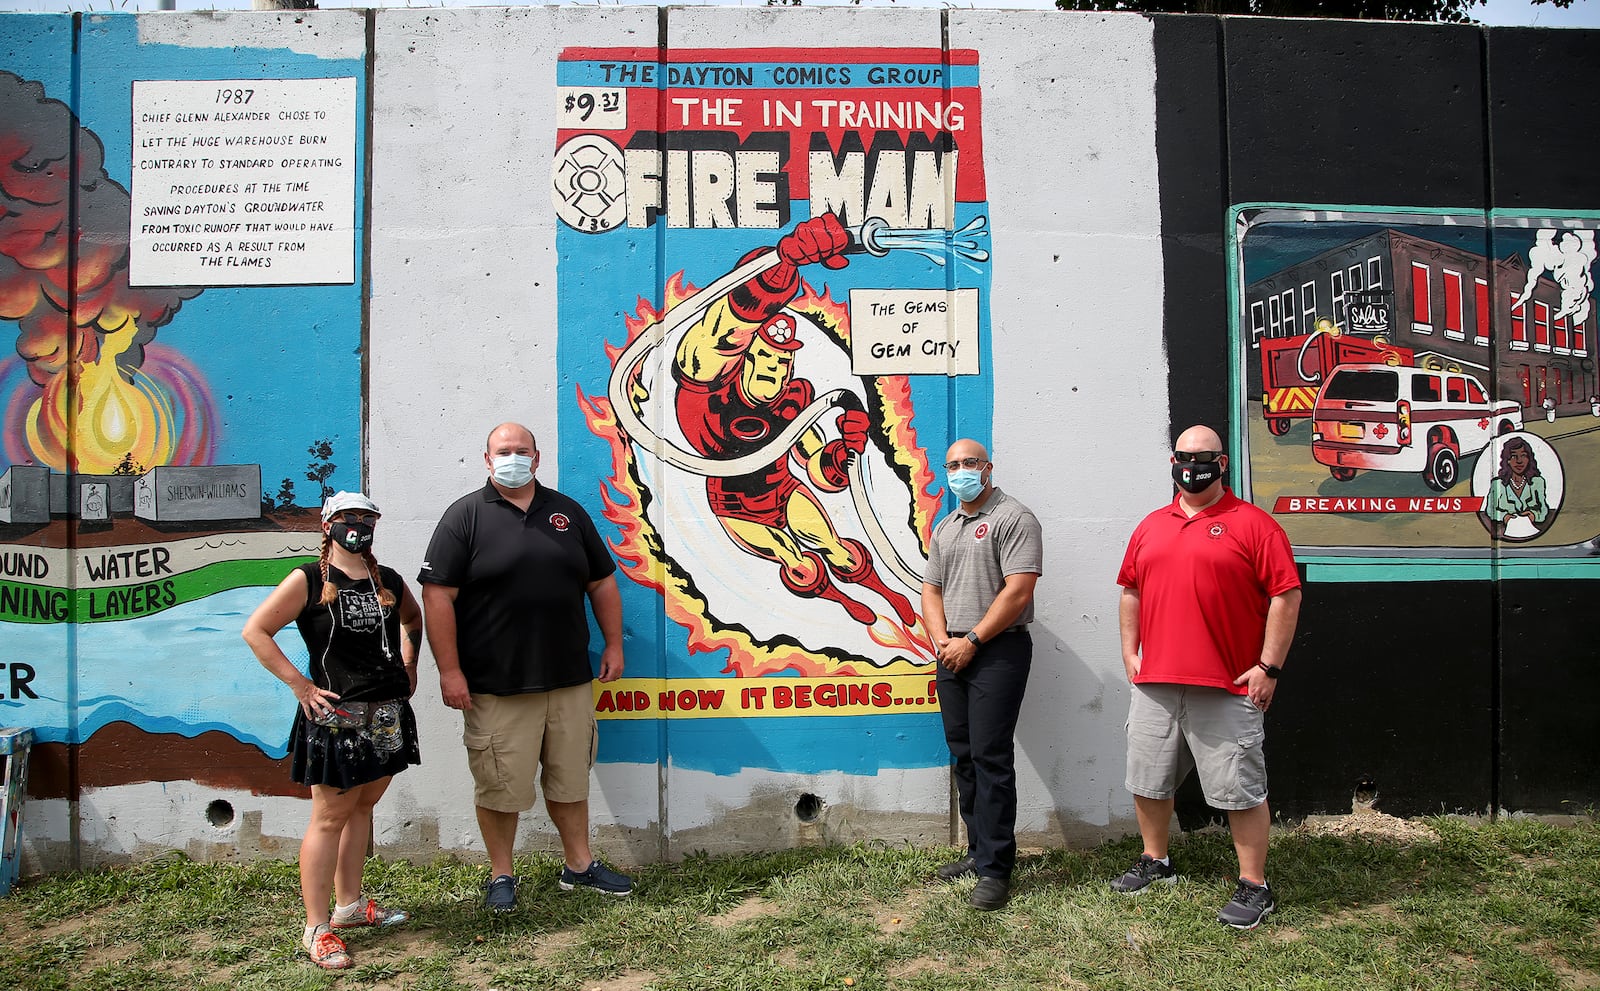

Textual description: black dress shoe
[936,856,977,880]
[969,876,1010,911]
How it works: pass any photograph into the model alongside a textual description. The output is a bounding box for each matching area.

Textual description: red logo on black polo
[973,522,990,540]
[549,512,571,532]
[1207,522,1227,539]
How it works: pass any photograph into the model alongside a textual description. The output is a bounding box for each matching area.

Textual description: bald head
[1174,425,1223,454]
[486,422,536,455]
[945,438,990,467]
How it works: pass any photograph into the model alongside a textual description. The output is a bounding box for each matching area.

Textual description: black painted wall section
[1485,30,1600,814]
[1148,17,1600,819]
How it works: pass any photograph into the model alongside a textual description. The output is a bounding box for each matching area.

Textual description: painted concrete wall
[0,8,1595,874]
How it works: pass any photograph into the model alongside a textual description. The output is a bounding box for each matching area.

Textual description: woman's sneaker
[331,897,411,928]
[303,924,352,970]
[558,860,634,896]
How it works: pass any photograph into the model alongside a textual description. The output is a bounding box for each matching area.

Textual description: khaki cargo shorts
[462,683,598,812]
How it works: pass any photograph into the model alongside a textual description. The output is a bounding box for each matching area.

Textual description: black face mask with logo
[1172,460,1223,494]
[330,521,375,554]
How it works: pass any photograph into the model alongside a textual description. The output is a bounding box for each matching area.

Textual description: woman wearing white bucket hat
[242,490,423,970]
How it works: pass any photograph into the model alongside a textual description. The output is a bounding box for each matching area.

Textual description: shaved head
[945,438,990,464]
[1174,425,1223,453]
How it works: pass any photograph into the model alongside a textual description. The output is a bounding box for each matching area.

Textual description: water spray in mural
[0,71,214,474]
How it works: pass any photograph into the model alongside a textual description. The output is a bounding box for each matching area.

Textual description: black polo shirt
[418,480,616,696]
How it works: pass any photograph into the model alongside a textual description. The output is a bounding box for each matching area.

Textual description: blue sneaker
[558,860,633,896]
[484,874,518,913]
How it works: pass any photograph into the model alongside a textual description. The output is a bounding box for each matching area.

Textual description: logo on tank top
[549,512,571,532]
[973,522,990,540]
[337,587,383,633]
[1207,522,1228,540]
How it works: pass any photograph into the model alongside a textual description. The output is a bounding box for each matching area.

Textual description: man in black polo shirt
[419,422,631,912]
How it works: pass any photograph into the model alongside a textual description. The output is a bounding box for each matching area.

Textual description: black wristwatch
[965,631,982,646]
[1256,661,1281,679]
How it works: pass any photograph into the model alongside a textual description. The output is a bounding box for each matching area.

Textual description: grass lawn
[2,814,1596,990]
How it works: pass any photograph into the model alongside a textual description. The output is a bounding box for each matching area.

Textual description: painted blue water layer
[4,587,305,755]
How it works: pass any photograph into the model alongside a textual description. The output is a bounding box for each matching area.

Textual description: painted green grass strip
[0,557,314,625]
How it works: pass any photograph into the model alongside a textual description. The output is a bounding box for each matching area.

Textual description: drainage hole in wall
[1353,775,1377,809]
[205,799,235,828]
[795,793,824,823]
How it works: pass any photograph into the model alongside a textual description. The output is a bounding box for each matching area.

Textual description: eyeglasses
[334,513,379,525]
[1173,450,1224,463]
[943,457,988,471]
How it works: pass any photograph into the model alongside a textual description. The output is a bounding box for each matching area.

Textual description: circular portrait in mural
[1473,431,1564,543]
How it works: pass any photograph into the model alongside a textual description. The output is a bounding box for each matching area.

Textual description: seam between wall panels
[656,3,670,863]
[1479,25,1502,816]
[66,10,84,871]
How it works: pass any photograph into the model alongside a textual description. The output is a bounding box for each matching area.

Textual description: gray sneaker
[559,860,633,896]
[1217,878,1275,930]
[484,874,518,913]
[1109,854,1177,894]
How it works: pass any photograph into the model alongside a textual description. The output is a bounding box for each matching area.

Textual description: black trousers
[935,629,1032,880]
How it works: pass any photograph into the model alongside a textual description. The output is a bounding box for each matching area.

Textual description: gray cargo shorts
[1125,683,1267,811]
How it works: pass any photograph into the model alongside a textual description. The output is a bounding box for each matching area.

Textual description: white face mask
[490,453,534,488]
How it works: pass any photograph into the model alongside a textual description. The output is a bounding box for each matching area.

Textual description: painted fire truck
[1260,319,1413,436]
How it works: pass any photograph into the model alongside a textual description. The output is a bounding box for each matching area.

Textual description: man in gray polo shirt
[920,437,1043,911]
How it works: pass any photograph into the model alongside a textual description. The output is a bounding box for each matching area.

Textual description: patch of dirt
[887,957,945,979]
[706,895,779,928]
[581,970,659,990]
[870,888,932,936]
[1296,809,1438,844]
[527,929,581,965]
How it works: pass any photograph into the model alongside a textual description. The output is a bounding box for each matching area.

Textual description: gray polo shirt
[925,487,1043,630]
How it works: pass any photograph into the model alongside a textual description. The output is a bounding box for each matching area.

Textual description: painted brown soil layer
[28,722,298,800]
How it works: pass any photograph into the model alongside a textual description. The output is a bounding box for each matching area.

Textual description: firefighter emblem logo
[552,135,627,234]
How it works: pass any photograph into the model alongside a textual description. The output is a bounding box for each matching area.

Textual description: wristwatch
[965,631,982,646]
[1256,661,1281,679]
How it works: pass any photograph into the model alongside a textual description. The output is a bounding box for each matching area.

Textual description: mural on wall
[0,20,365,797]
[1234,206,1599,559]
[555,47,993,771]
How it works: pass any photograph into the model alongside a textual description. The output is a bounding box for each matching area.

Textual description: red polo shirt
[1116,489,1300,694]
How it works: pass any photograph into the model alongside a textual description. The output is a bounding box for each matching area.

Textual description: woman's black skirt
[289,699,421,791]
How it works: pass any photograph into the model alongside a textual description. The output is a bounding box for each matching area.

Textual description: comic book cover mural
[554,47,993,773]
[1234,206,1599,567]
[0,17,364,796]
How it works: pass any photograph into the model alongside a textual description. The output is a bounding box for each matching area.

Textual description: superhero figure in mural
[670,214,917,628]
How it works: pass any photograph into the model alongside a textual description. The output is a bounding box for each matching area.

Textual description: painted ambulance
[1310,364,1523,492]
[1260,323,1412,436]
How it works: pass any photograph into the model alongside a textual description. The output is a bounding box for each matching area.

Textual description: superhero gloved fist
[778,214,852,271]
[819,409,871,489]
[730,214,852,323]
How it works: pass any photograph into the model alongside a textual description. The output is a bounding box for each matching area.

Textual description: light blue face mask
[948,468,986,503]
[491,453,534,488]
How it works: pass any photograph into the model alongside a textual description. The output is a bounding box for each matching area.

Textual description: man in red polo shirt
[1111,424,1302,930]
